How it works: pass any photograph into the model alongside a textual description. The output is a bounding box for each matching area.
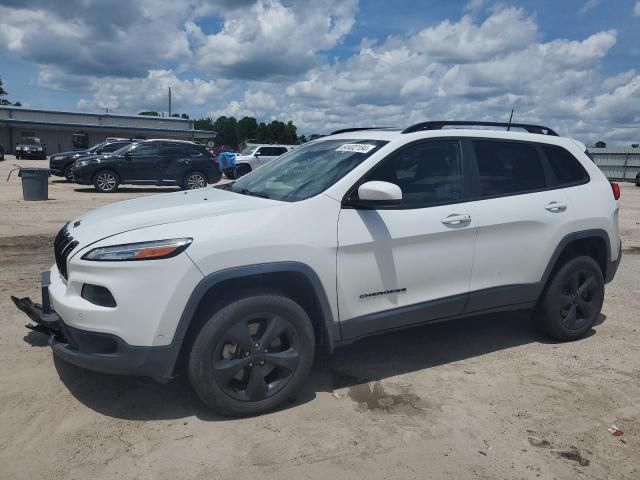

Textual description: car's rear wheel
[234,163,251,179]
[184,171,208,190]
[535,256,604,341]
[93,169,120,193]
[188,294,315,416]
[64,165,74,182]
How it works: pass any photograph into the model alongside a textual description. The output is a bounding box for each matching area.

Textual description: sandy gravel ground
[0,156,639,480]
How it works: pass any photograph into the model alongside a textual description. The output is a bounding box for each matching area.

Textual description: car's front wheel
[64,165,74,182]
[183,171,208,190]
[535,256,604,341]
[188,294,315,416]
[93,169,120,193]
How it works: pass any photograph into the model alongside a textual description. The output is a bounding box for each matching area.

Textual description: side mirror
[346,181,402,208]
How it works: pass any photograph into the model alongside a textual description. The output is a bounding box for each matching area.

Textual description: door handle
[441,214,471,225]
[544,201,567,212]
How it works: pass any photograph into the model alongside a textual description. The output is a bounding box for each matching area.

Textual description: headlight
[82,238,192,261]
[16,146,21,151]
[37,147,43,151]
[75,160,90,168]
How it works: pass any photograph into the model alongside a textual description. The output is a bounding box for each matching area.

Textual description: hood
[52,149,89,159]
[65,187,283,247]
[73,153,119,164]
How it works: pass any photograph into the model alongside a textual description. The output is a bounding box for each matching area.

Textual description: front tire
[93,169,120,193]
[188,294,315,417]
[64,164,74,182]
[535,256,604,341]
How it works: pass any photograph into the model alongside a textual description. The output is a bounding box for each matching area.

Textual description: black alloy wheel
[536,256,604,340]
[213,314,301,402]
[188,294,315,416]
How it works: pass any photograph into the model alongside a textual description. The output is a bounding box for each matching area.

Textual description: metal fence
[588,148,640,182]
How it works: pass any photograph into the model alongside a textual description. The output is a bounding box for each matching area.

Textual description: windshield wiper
[238,188,270,199]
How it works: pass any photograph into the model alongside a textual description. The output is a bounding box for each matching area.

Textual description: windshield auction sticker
[335,143,377,154]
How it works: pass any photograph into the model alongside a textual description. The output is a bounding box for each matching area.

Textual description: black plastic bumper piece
[50,325,178,383]
[11,275,179,383]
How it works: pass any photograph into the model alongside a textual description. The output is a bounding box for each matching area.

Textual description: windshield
[22,137,41,145]
[230,139,388,202]
[111,142,138,155]
[240,145,257,155]
[87,141,108,153]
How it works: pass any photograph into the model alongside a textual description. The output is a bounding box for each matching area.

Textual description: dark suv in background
[72,139,221,192]
[50,140,136,181]
[15,137,47,159]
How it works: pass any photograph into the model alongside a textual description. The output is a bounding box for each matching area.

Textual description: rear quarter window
[542,145,589,186]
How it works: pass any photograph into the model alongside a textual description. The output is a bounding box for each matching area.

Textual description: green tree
[194,117,215,131]
[213,116,239,147]
[139,111,160,116]
[0,77,20,106]
[594,141,607,148]
[237,116,258,142]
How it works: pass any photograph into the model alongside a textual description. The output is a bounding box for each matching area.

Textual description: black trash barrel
[18,168,50,201]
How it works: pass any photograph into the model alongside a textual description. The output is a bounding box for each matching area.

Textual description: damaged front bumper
[12,271,178,383]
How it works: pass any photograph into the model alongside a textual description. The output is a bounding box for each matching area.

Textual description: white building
[0,106,214,154]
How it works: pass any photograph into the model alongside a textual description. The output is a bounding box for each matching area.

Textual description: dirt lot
[1,156,639,480]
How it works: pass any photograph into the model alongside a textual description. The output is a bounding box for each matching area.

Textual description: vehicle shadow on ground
[50,311,603,422]
[73,187,182,194]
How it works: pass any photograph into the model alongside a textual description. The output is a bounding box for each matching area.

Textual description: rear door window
[542,144,589,186]
[473,140,547,198]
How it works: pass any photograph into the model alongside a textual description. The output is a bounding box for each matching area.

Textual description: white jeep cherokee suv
[13,121,621,416]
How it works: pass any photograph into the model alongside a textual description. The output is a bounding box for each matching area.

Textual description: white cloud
[579,0,601,14]
[193,0,357,79]
[635,1,640,16]
[218,7,638,144]
[76,70,227,114]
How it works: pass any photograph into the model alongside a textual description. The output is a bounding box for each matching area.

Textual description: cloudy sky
[0,0,638,144]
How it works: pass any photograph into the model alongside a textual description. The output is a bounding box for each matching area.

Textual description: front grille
[54,225,78,280]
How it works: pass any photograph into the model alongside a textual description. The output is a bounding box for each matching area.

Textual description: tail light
[611,182,620,200]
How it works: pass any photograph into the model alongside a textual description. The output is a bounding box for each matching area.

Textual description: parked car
[0,144,4,161]
[72,139,221,192]
[229,144,295,179]
[50,140,136,181]
[12,121,621,416]
[15,137,46,159]
[635,171,640,186]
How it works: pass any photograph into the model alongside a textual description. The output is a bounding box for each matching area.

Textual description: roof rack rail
[330,127,392,135]
[401,121,558,136]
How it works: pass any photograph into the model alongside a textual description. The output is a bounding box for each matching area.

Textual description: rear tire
[183,171,208,190]
[93,169,120,193]
[234,163,251,178]
[188,294,315,417]
[534,256,604,341]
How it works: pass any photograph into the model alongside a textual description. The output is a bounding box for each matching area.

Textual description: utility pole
[168,86,172,117]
